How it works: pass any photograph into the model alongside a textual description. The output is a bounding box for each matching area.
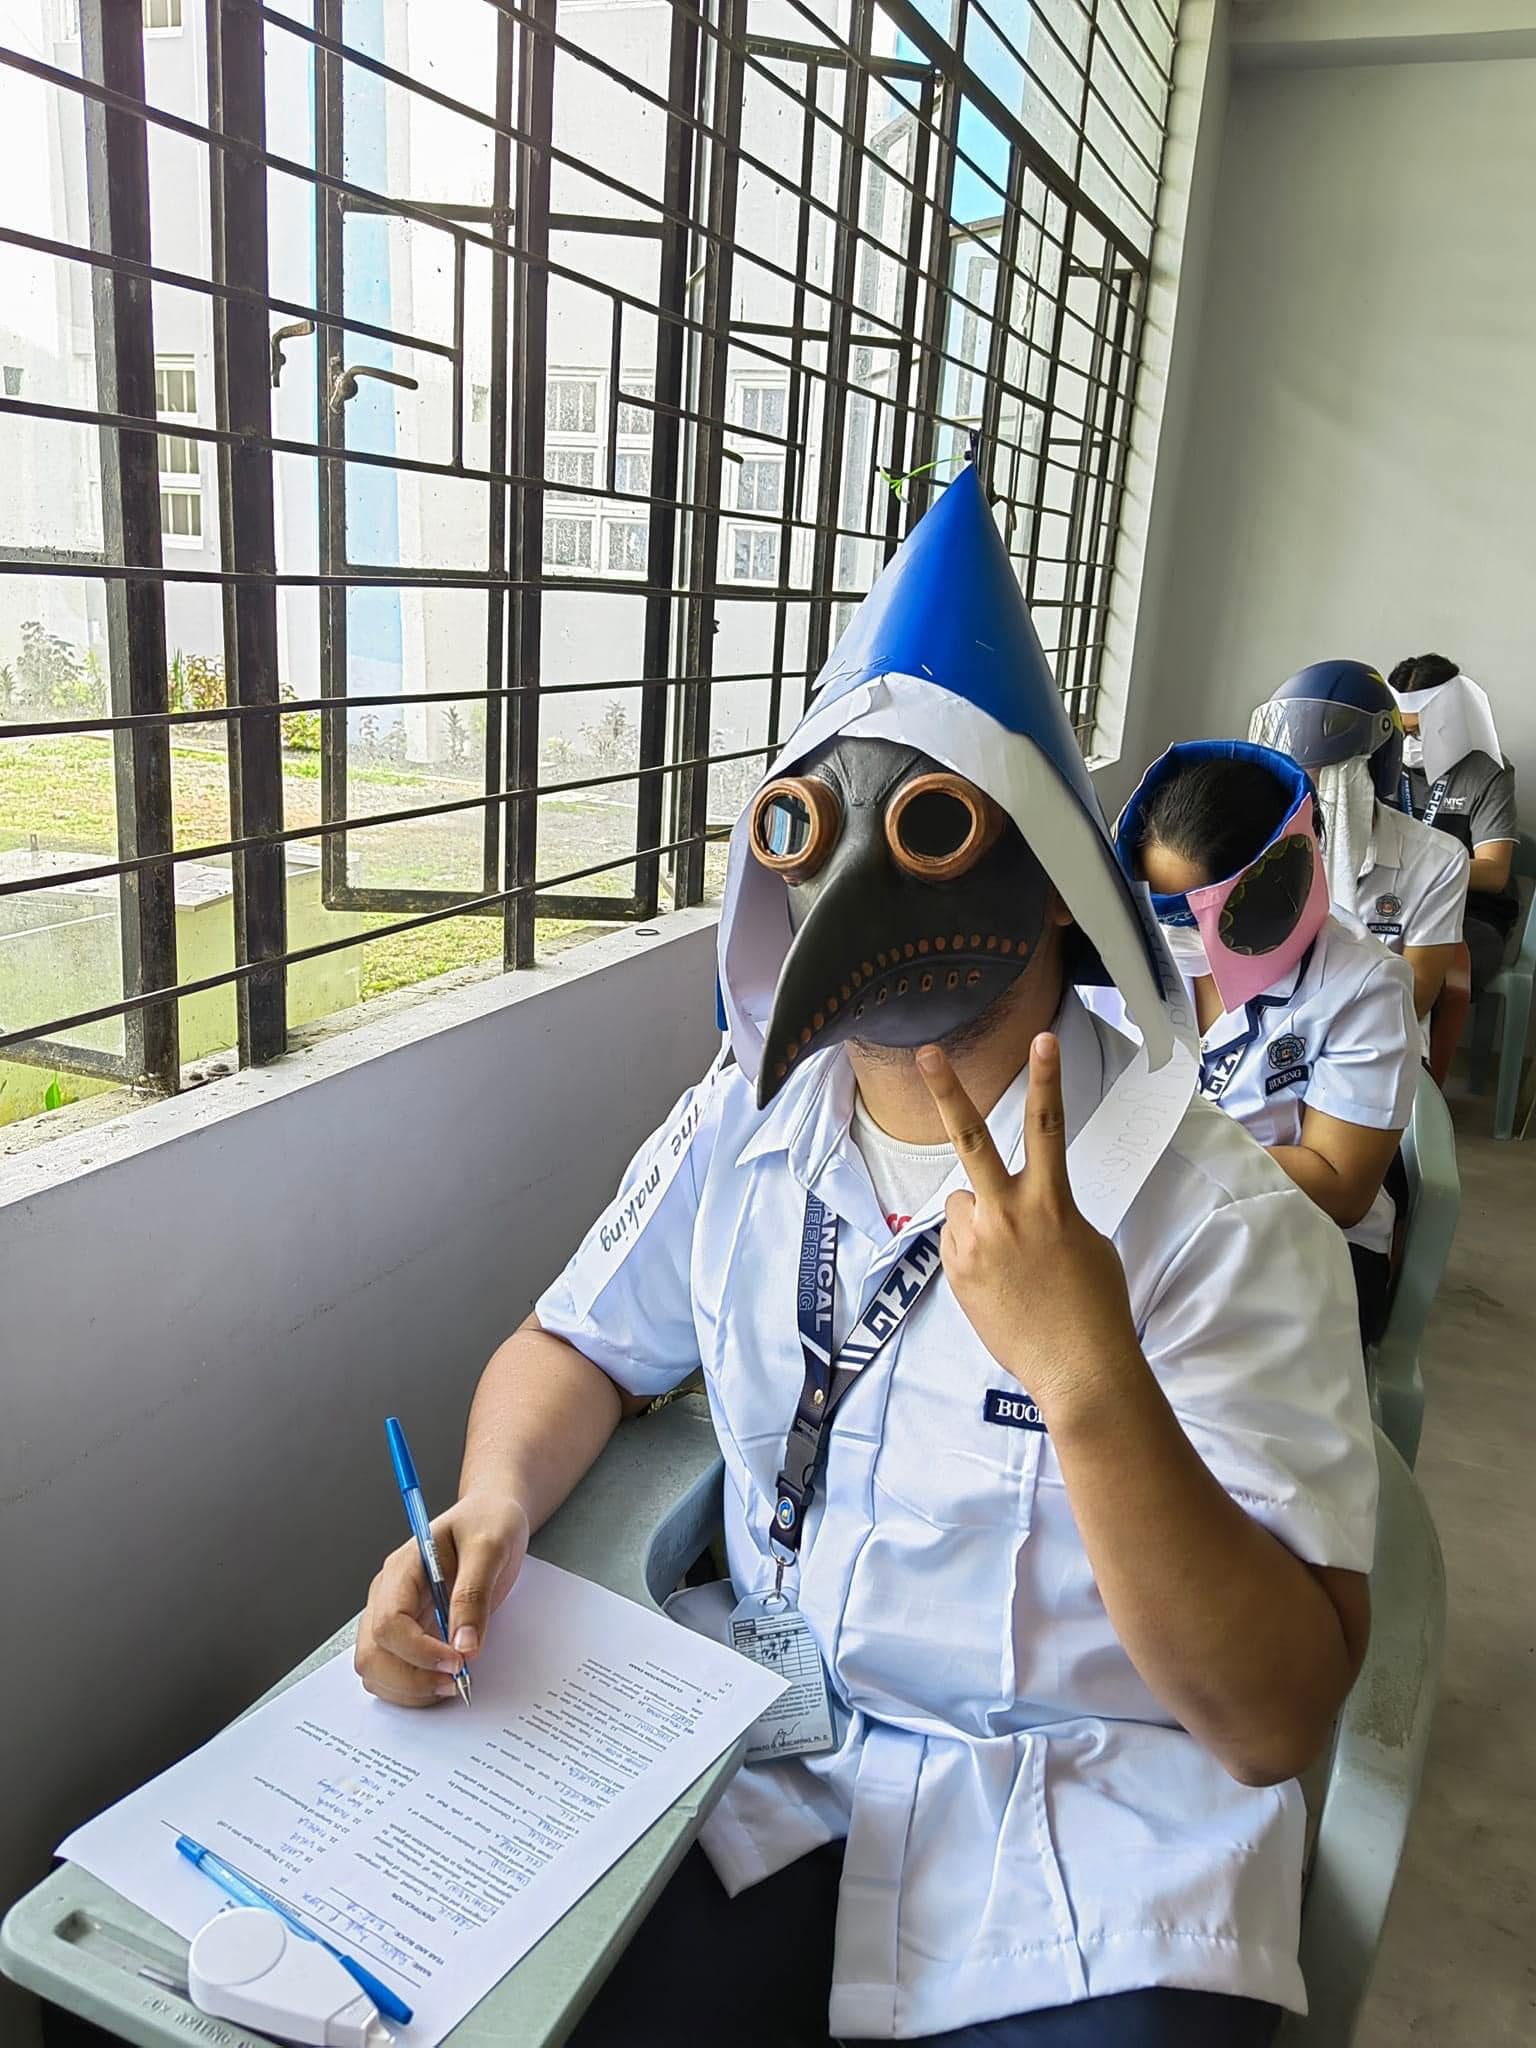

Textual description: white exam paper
[59,1558,786,2047]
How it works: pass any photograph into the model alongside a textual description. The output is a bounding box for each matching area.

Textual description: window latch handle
[270,319,315,389]
[329,364,421,408]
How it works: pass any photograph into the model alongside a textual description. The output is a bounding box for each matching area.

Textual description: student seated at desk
[1387,653,1519,997]
[1250,660,1468,1026]
[357,474,1376,2048]
[1099,741,1417,1347]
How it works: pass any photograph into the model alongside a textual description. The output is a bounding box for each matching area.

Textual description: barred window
[0,0,1177,1122]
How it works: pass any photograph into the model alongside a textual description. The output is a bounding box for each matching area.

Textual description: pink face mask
[1183,787,1330,1013]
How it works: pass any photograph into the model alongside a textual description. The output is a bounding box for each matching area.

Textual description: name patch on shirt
[1367,921,1403,940]
[983,1388,1047,1432]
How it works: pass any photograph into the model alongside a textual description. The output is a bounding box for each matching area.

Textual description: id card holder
[729,1591,835,1763]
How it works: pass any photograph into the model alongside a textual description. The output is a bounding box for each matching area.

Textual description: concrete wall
[0,912,720,2044]
[1143,41,1536,781]
[1089,0,1231,814]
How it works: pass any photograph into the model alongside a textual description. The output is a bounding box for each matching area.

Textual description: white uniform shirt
[1333,802,1469,957]
[1085,917,1417,1258]
[536,992,1378,2039]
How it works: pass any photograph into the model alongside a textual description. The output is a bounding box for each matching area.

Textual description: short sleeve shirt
[1085,918,1418,1257]
[1405,753,1520,934]
[1334,803,1468,955]
[535,994,1378,2038]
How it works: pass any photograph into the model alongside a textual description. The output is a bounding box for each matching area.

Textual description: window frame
[0,0,1175,1099]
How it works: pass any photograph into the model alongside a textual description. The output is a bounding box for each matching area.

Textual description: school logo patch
[1375,893,1402,921]
[1268,1033,1306,1070]
[1264,1031,1310,1097]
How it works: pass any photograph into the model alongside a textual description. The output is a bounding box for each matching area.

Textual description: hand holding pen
[357,1419,530,1708]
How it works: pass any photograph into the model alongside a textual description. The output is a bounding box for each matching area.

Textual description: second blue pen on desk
[386,1415,472,1708]
[175,1833,414,2028]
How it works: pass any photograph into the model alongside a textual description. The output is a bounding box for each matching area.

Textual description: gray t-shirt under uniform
[1405,753,1520,937]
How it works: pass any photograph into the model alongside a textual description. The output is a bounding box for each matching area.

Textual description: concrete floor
[1356,1084,1536,2047]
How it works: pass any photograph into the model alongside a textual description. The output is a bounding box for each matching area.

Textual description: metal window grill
[0,0,1176,1097]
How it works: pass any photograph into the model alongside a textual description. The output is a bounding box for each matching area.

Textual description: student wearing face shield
[354,464,1377,2048]
[1387,653,1519,996]
[1091,742,1417,1345]
[1249,661,1469,1026]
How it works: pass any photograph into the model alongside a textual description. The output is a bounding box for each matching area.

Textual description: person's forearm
[1042,1348,1359,1785]
[1405,948,1445,1020]
[458,1317,627,1533]
[1469,852,1512,894]
[1265,1144,1365,1226]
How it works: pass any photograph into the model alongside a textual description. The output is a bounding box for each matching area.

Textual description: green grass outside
[0,733,640,1011]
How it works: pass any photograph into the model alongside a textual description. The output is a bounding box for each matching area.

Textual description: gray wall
[0,914,720,2045]
[1145,47,1536,779]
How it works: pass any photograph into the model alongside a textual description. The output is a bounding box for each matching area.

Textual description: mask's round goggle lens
[749,776,840,882]
[885,772,1003,880]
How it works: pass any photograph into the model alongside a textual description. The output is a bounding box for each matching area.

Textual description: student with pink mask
[1089,742,1418,1343]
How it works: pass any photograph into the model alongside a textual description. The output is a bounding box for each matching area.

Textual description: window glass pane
[543,516,593,568]
[545,379,598,435]
[737,458,783,514]
[616,379,653,437]
[604,521,647,573]
[548,447,596,490]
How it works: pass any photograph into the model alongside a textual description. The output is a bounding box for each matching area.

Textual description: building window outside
[2,365,22,397]
[546,377,598,437]
[736,382,787,439]
[615,450,651,497]
[547,446,596,493]
[729,526,779,584]
[542,514,594,570]
[736,456,783,515]
[143,0,184,31]
[155,356,202,547]
[616,378,653,439]
[604,519,648,576]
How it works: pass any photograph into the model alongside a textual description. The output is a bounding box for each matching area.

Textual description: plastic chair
[1468,829,1536,1139]
[1426,942,1470,1087]
[1368,1071,1461,1470]
[1280,1429,1446,2045]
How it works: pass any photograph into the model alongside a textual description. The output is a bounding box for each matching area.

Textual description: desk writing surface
[0,1398,729,2048]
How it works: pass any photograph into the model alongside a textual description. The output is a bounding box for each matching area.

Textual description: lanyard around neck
[1401,768,1450,825]
[771,1190,944,1574]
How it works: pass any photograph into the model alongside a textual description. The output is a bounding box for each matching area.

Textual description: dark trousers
[570,1843,1283,2048]
[1466,914,1508,999]
[1350,1242,1392,1347]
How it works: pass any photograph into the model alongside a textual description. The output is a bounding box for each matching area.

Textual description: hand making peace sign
[916,1033,1142,1413]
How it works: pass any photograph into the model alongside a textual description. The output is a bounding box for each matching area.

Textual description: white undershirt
[850,1092,956,1234]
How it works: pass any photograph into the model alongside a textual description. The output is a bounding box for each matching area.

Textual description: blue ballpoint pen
[386,1416,473,1708]
[174,1833,414,2028]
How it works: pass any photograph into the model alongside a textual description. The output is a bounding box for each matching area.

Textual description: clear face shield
[1248,697,1387,771]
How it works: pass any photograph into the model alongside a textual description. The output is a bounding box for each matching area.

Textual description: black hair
[1387,653,1459,695]
[1135,756,1300,886]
